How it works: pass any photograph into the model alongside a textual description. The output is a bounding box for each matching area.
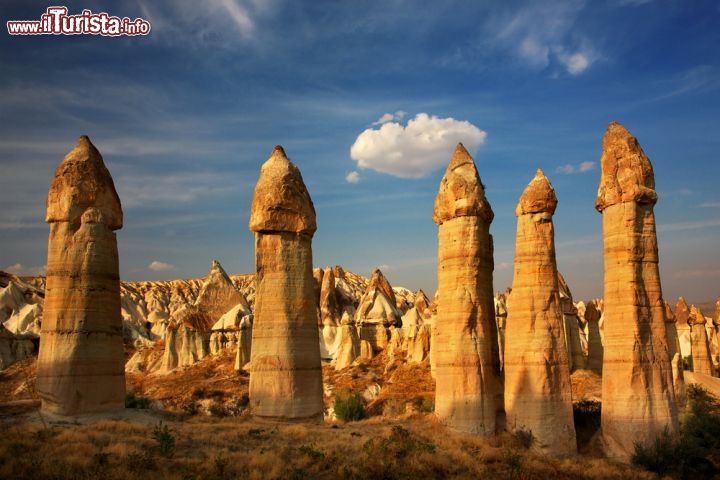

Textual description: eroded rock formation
[36,136,125,415]
[504,169,576,456]
[558,272,587,372]
[432,143,503,435]
[248,145,323,419]
[584,300,604,374]
[664,302,686,406]
[595,122,678,459]
[689,305,713,376]
[355,268,401,354]
[675,297,692,358]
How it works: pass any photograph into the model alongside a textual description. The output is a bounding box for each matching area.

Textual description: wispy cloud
[672,268,720,279]
[148,260,176,272]
[350,113,487,178]
[698,201,720,208]
[490,1,598,76]
[137,0,276,46]
[658,218,720,232]
[4,263,47,276]
[372,111,407,125]
[556,161,595,174]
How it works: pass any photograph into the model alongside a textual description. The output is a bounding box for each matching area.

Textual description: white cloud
[148,260,176,271]
[699,202,720,208]
[345,171,360,184]
[556,161,595,174]
[3,263,47,276]
[350,113,487,179]
[372,110,407,125]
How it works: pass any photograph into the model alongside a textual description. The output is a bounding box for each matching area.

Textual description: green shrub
[631,426,677,476]
[125,390,151,409]
[151,421,176,458]
[420,396,435,413]
[512,427,535,450]
[632,384,720,478]
[334,391,366,422]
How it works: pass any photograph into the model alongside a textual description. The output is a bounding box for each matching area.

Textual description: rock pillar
[432,143,503,435]
[689,305,713,376]
[504,169,576,456]
[248,146,323,419]
[37,136,125,415]
[595,122,678,460]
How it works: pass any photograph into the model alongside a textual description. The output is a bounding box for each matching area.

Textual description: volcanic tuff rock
[584,299,604,374]
[248,145,323,420]
[36,136,126,415]
[355,268,401,354]
[558,272,587,372]
[504,169,576,456]
[161,260,248,371]
[675,296,692,357]
[432,143,503,436]
[595,122,678,460]
[664,302,686,406]
[689,305,714,376]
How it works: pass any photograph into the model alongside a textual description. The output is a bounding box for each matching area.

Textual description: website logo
[7,7,151,36]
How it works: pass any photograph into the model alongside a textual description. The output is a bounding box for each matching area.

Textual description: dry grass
[0,351,655,478]
[0,414,653,479]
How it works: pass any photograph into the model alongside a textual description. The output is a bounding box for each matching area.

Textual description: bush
[334,390,366,422]
[420,396,435,413]
[125,390,151,409]
[631,426,677,476]
[512,427,535,450]
[151,421,176,458]
[632,384,720,478]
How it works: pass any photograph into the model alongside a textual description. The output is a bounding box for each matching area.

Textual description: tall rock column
[595,122,678,460]
[689,305,713,376]
[504,169,576,456]
[36,136,125,415]
[664,302,686,407]
[248,146,323,420]
[432,143,503,435]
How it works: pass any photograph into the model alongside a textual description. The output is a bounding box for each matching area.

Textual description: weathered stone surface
[403,290,432,364]
[689,305,713,376]
[494,293,507,370]
[36,136,125,415]
[355,268,400,355]
[334,314,360,370]
[595,123,678,460]
[584,300,604,374]
[664,302,686,407]
[248,146,323,420]
[675,297,692,358]
[195,260,247,322]
[249,145,316,236]
[432,143,503,435]
[161,260,246,370]
[504,169,576,456]
[318,267,342,360]
[558,272,587,372]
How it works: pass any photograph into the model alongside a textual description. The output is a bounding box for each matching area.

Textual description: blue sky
[1,0,719,304]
